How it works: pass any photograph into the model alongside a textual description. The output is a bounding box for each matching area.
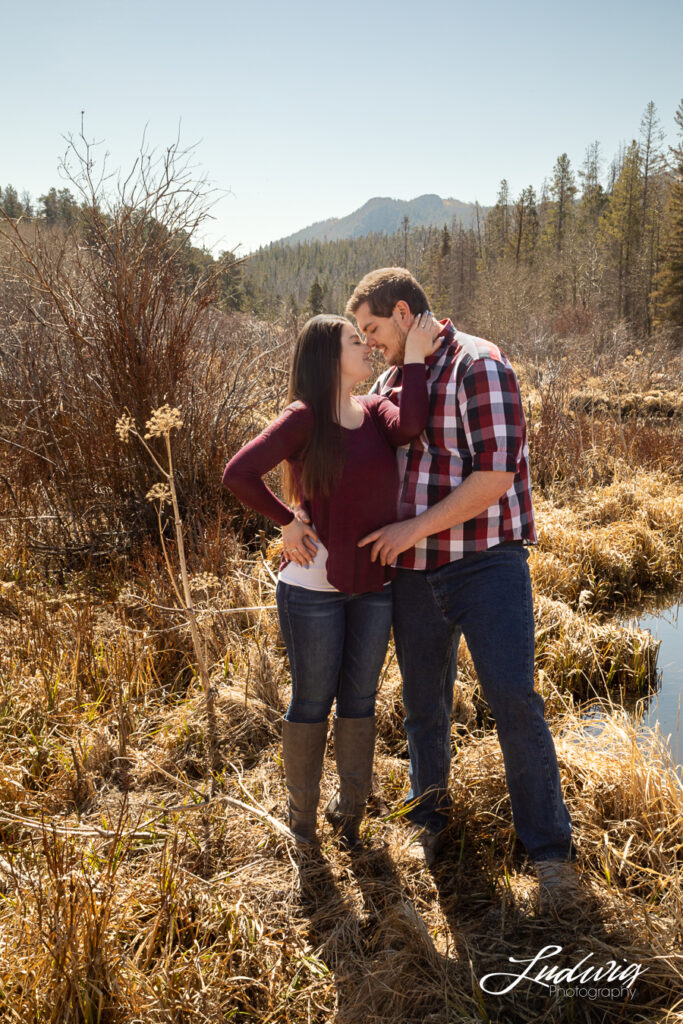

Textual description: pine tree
[39,187,59,225]
[306,276,325,315]
[401,215,410,267]
[640,101,665,227]
[536,156,579,310]
[598,140,643,323]
[578,142,608,232]
[546,154,577,252]
[0,185,23,219]
[575,143,607,309]
[652,99,683,340]
[483,180,510,262]
[638,102,666,331]
[511,186,538,265]
[431,225,452,314]
[440,223,451,260]
[38,187,79,226]
[217,250,247,311]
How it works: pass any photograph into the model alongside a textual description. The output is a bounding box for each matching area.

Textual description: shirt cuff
[471,451,518,473]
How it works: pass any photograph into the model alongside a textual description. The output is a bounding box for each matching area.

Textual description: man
[348,267,577,906]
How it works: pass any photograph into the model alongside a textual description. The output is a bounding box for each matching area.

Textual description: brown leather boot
[281,720,328,845]
[535,858,581,914]
[324,715,375,848]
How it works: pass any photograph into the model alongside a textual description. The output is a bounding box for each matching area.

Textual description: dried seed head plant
[144,405,185,439]
[144,482,172,505]
[116,406,219,801]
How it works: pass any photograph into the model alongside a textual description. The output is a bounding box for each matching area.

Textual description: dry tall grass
[0,512,681,1022]
[0,649,681,1022]
[532,472,683,611]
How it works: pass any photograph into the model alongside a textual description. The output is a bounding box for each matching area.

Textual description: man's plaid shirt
[371,319,537,570]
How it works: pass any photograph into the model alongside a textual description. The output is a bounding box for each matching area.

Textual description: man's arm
[358,470,514,566]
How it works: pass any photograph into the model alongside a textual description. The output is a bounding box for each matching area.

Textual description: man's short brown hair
[345,267,430,319]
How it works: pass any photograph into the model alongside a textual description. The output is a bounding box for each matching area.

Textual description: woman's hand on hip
[282,517,319,565]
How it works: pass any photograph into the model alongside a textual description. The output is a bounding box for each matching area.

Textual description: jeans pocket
[425,565,456,619]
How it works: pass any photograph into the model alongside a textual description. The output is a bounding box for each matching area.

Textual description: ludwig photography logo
[479,944,647,1000]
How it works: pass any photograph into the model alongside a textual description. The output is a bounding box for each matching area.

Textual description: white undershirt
[277,534,339,592]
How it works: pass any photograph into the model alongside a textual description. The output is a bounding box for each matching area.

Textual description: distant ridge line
[271,194,489,247]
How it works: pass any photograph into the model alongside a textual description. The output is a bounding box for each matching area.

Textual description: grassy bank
[1,460,682,1021]
[0,667,681,1022]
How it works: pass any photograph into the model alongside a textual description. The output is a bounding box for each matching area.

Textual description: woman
[222,312,439,848]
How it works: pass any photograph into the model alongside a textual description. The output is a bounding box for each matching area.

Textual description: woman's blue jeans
[276,581,393,723]
[392,547,575,863]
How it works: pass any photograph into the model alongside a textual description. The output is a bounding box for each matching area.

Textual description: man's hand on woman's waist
[358,470,515,566]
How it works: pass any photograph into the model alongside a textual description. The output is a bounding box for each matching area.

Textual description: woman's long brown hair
[282,315,346,504]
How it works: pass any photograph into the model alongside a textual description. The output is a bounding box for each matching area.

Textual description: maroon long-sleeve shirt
[222,363,428,593]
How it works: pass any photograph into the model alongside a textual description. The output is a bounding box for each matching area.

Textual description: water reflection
[635,598,683,769]
[579,596,683,774]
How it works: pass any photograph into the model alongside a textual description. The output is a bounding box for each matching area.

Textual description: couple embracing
[223,267,578,908]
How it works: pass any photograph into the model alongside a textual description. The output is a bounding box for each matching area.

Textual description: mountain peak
[275,194,484,247]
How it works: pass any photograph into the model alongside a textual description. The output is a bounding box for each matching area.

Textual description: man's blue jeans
[392,547,575,862]
[276,581,393,723]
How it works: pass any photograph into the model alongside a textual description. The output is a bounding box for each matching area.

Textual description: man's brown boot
[535,858,581,914]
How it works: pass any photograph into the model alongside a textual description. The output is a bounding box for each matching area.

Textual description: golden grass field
[0,340,682,1024]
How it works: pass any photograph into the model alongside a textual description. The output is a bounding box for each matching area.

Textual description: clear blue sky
[2,0,681,253]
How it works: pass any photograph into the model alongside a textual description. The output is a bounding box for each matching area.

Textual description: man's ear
[393,300,412,324]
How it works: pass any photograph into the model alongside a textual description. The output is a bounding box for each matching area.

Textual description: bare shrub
[0,133,289,561]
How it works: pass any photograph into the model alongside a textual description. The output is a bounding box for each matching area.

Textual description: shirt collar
[382,319,456,388]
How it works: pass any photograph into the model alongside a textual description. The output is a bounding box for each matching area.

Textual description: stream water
[633,597,683,771]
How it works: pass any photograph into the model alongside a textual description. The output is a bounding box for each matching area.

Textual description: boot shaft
[331,715,375,815]
[281,719,328,844]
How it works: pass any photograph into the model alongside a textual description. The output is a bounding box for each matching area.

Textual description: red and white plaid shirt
[371,319,536,570]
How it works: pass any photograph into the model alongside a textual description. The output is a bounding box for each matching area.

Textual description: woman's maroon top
[222,363,428,593]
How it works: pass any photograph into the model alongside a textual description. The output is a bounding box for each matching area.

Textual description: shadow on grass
[291,822,682,1024]
[430,831,678,1024]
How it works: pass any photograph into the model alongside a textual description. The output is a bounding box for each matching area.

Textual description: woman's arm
[222,404,311,526]
[223,405,319,565]
[369,312,442,446]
